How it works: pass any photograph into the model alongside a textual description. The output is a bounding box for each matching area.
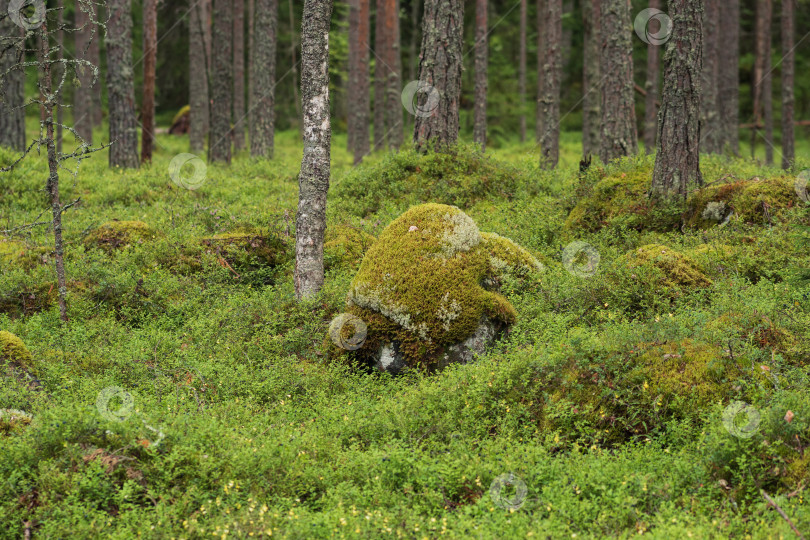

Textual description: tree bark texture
[74,3,95,144]
[781,0,795,169]
[534,0,545,143]
[141,0,157,163]
[717,0,739,155]
[348,0,370,163]
[87,3,102,127]
[518,0,527,143]
[538,0,561,168]
[250,0,278,158]
[384,0,402,149]
[373,0,387,150]
[473,0,487,151]
[581,0,600,157]
[599,0,637,164]
[209,0,233,163]
[642,0,661,153]
[295,0,333,300]
[413,0,463,150]
[106,0,140,168]
[700,0,720,154]
[189,0,210,153]
[752,0,773,164]
[0,0,25,151]
[651,0,703,199]
[233,0,246,151]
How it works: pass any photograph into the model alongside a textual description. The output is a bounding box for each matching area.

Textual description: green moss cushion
[0,330,35,373]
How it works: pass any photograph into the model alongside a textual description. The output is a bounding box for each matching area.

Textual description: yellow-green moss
[171,105,191,126]
[199,229,289,269]
[0,239,49,271]
[705,312,796,357]
[0,330,35,372]
[323,224,376,270]
[0,409,33,434]
[621,244,712,290]
[685,176,798,228]
[84,220,160,252]
[340,204,542,368]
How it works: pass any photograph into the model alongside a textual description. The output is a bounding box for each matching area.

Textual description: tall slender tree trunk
[56,0,64,154]
[233,0,246,151]
[348,0,370,163]
[250,0,277,158]
[413,0,464,150]
[752,0,773,164]
[717,0,739,155]
[106,0,140,169]
[581,0,600,157]
[651,0,703,199]
[700,0,720,154]
[288,0,302,132]
[141,0,157,163]
[88,3,102,127]
[408,0,421,82]
[781,0,794,169]
[642,0,661,153]
[74,4,94,144]
[384,0,402,149]
[209,0,233,163]
[473,0,488,151]
[247,0,254,144]
[534,0,545,143]
[518,0,527,143]
[189,0,210,153]
[295,0,334,300]
[0,0,25,151]
[204,0,213,77]
[599,0,637,164]
[373,0,387,150]
[538,0,561,168]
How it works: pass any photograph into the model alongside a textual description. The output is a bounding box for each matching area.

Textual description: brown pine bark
[106,0,140,169]
[373,0,387,150]
[534,0,545,143]
[781,0,795,169]
[518,0,527,143]
[0,0,25,151]
[642,0,661,153]
[538,0,561,168]
[295,0,334,300]
[189,0,210,153]
[700,0,721,154]
[250,0,277,158]
[473,0,488,151]
[581,0,600,157]
[233,0,246,151]
[74,4,94,144]
[752,0,773,164]
[717,0,739,155]
[384,0,403,149]
[348,0,371,163]
[413,0,464,150]
[209,0,233,163]
[599,0,637,164]
[141,0,157,163]
[651,0,703,199]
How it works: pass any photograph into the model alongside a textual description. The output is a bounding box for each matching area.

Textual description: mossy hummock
[0,330,35,373]
[620,244,712,291]
[84,220,160,252]
[685,176,799,228]
[199,229,289,270]
[0,239,49,270]
[323,224,376,271]
[340,204,543,370]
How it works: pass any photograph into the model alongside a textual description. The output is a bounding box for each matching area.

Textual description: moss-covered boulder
[324,224,376,271]
[84,220,160,252]
[685,176,799,228]
[199,228,289,271]
[620,244,712,291]
[0,331,35,374]
[0,239,49,271]
[336,204,543,372]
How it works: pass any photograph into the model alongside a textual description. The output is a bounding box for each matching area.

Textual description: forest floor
[1,122,810,538]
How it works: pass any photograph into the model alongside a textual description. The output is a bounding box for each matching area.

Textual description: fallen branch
[761,489,806,540]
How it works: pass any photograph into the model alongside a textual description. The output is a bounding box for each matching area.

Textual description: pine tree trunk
[752,0,773,164]
[295,0,333,300]
[348,0,370,163]
[141,0,157,163]
[642,0,661,153]
[233,0,246,151]
[74,4,94,144]
[106,0,140,169]
[651,0,703,199]
[599,0,637,164]
[250,0,277,158]
[189,0,210,153]
[88,3,102,127]
[473,0,488,151]
[247,0,254,144]
[717,0,739,155]
[204,0,213,77]
[413,0,463,150]
[534,0,545,143]
[0,0,25,151]
[781,0,794,169]
[373,0,387,151]
[384,0,402,149]
[408,0,421,82]
[581,0,600,157]
[700,0,720,154]
[209,0,233,163]
[538,0,561,168]
[56,0,64,154]
[288,0,302,132]
[518,0,527,143]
